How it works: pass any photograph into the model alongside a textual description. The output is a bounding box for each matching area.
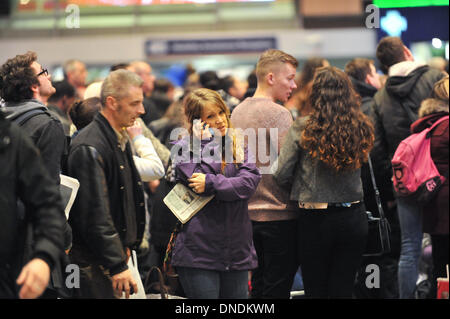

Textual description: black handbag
[363,156,391,257]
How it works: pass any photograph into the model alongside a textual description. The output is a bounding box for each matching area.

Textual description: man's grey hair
[100,69,143,107]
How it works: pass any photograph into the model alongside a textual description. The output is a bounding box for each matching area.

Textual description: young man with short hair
[231,49,298,299]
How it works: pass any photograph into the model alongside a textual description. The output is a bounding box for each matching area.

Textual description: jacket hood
[385,65,430,99]
[349,76,377,98]
[2,99,47,121]
[418,98,449,119]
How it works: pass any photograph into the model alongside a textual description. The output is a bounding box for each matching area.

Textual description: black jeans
[250,220,298,299]
[431,234,449,298]
[298,203,368,298]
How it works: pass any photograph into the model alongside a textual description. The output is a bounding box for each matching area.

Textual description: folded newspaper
[59,174,80,220]
[163,183,214,224]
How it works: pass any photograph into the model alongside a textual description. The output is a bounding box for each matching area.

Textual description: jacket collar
[94,112,126,150]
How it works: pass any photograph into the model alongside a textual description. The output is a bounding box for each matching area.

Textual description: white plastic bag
[121,250,146,299]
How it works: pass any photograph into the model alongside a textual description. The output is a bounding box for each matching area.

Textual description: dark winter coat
[349,77,396,214]
[171,135,261,271]
[0,112,65,278]
[411,99,449,235]
[67,113,146,276]
[372,65,444,160]
[371,65,445,204]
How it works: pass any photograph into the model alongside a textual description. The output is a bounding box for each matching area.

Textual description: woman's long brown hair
[183,88,243,171]
[300,66,374,172]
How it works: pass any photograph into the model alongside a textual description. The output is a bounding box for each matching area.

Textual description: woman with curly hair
[273,66,375,298]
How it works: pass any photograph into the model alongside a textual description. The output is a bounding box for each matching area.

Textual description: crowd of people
[0,35,448,299]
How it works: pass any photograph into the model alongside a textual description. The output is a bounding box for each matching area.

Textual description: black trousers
[298,203,368,298]
[431,234,449,298]
[250,219,298,299]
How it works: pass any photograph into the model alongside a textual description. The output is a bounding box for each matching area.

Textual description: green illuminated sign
[373,0,449,8]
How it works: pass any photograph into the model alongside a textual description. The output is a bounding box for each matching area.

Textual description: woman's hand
[188,173,206,194]
[193,119,212,140]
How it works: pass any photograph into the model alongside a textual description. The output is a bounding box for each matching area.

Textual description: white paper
[59,174,80,220]
[163,183,214,224]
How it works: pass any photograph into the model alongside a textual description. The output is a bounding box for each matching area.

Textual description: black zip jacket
[67,113,146,276]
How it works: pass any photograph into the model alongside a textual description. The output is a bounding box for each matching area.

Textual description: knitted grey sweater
[231,97,298,222]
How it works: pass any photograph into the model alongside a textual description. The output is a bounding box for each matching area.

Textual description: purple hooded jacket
[171,135,261,271]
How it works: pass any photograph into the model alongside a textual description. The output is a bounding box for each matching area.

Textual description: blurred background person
[63,59,88,100]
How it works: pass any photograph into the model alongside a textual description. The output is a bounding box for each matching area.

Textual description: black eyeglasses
[37,68,48,77]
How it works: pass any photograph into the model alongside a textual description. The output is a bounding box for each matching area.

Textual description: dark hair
[300,66,374,172]
[48,80,76,103]
[221,75,235,94]
[154,78,174,94]
[69,97,101,130]
[247,70,257,89]
[344,58,374,82]
[110,63,129,72]
[0,51,39,103]
[376,36,406,70]
[292,57,329,116]
[199,71,221,91]
[298,57,328,89]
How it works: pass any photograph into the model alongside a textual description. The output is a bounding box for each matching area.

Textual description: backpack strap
[13,108,47,127]
[426,116,449,138]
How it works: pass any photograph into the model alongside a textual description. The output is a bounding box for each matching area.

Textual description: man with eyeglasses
[0,51,71,298]
[0,51,65,183]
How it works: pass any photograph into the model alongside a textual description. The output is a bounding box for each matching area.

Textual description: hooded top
[373,64,444,159]
[2,99,66,184]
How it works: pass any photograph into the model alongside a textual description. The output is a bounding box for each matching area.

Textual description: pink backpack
[392,116,449,205]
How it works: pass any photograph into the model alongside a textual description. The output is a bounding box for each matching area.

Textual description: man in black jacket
[67,69,146,298]
[345,58,401,299]
[372,37,446,299]
[0,112,65,299]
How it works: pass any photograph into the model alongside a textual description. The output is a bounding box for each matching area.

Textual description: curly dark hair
[0,51,39,103]
[300,66,374,172]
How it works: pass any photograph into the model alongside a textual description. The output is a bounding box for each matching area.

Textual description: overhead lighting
[432,38,443,49]
[380,10,408,37]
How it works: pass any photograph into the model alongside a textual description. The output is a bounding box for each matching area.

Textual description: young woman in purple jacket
[170,88,261,299]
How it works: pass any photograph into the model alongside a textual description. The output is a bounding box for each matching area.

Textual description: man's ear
[266,72,275,86]
[30,84,39,96]
[403,46,414,62]
[105,96,117,111]
[365,73,374,87]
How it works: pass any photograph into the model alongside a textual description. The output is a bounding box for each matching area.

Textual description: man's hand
[188,173,206,194]
[16,258,50,299]
[111,268,138,299]
[126,120,143,140]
